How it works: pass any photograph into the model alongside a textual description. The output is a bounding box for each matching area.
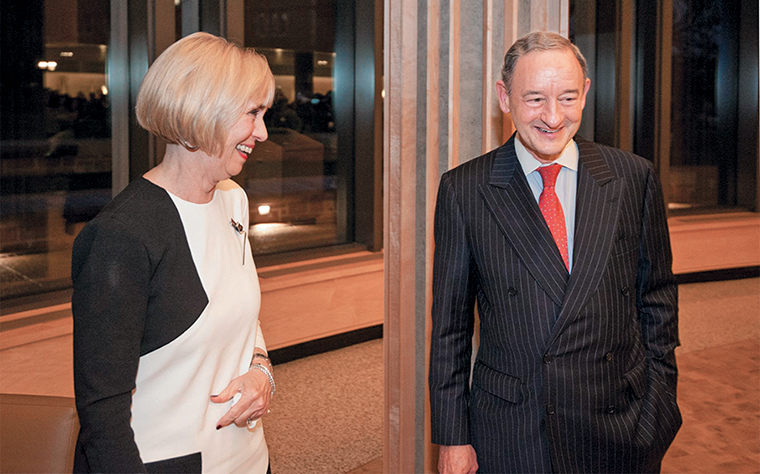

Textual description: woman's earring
[181,140,199,151]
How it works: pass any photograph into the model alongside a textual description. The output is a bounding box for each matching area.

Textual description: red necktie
[537,164,569,270]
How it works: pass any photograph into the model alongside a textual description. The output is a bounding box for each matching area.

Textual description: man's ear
[580,77,591,110]
[496,80,511,115]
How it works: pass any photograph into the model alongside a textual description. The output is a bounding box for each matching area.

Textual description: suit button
[543,354,553,364]
[508,287,518,297]
[606,405,615,414]
[605,352,613,362]
[621,287,630,297]
[546,405,556,415]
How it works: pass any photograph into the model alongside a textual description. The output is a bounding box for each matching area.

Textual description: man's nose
[541,100,562,128]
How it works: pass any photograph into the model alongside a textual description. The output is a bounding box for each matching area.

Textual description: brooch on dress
[230,218,244,234]
[230,218,246,265]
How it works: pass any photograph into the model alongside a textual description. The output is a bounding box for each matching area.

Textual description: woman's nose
[253,118,268,142]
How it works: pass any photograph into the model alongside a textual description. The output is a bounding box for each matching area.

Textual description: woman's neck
[143,145,219,203]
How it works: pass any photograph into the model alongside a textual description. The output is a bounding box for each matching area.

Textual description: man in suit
[429,31,681,474]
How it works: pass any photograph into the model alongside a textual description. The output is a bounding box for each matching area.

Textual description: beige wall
[383,1,568,472]
[258,254,383,350]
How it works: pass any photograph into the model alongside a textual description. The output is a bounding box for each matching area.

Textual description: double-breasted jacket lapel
[477,139,569,308]
[546,137,623,345]
[477,137,623,339]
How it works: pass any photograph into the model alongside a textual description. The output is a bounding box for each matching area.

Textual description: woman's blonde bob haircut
[136,32,275,157]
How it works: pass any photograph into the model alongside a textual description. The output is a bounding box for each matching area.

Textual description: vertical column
[383,1,569,472]
[110,0,130,195]
[181,0,200,35]
[654,0,672,202]
[615,0,636,151]
[226,0,245,44]
[425,3,443,473]
[384,0,422,470]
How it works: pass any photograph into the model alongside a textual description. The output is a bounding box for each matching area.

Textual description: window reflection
[1,1,111,299]
[669,0,740,211]
[240,1,343,256]
[569,0,751,213]
[670,0,739,209]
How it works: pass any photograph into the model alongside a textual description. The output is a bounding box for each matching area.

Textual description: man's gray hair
[501,31,588,94]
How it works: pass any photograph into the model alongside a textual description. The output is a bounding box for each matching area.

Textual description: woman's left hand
[210,367,272,429]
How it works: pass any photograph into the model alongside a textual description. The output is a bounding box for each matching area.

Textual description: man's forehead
[512,49,584,82]
[516,48,578,66]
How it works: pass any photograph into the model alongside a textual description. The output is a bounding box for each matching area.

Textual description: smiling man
[429,31,681,474]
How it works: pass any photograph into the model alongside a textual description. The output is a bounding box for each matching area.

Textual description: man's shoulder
[576,137,653,176]
[442,143,509,184]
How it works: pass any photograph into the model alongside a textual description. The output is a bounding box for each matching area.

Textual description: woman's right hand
[210,368,272,429]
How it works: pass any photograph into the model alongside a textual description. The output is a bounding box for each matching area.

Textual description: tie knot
[537,163,562,188]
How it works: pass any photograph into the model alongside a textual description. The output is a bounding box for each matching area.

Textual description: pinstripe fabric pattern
[429,136,681,473]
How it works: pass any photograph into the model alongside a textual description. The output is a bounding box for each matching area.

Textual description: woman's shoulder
[215,179,249,207]
[83,178,180,240]
[110,177,174,212]
[216,179,245,196]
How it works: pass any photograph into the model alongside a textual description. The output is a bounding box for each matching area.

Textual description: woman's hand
[210,367,273,429]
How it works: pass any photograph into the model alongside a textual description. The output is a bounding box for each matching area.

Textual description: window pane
[1,0,111,298]
[241,1,344,255]
[669,0,740,211]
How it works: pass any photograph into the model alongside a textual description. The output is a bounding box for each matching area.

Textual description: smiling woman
[135,33,274,165]
[71,32,278,474]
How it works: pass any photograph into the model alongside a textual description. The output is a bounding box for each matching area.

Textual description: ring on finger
[246,418,257,428]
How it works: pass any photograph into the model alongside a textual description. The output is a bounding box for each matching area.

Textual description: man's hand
[439,444,478,474]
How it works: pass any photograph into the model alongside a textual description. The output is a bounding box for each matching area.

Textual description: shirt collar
[514,134,579,176]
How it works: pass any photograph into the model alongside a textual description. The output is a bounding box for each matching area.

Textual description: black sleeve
[72,217,151,473]
[636,167,679,393]
[429,172,477,446]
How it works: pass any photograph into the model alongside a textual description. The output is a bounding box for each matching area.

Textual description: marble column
[383,1,568,472]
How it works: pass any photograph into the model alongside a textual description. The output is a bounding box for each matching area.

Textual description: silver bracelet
[249,363,276,397]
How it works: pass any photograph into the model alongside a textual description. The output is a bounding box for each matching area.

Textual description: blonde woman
[72,32,276,473]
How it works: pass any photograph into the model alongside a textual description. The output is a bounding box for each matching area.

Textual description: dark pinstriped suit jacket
[429,135,681,473]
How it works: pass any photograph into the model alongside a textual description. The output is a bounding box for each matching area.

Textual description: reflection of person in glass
[71,32,276,473]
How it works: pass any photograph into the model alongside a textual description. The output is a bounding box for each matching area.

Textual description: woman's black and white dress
[72,178,267,474]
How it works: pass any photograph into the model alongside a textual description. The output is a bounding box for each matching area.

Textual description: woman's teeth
[236,144,252,155]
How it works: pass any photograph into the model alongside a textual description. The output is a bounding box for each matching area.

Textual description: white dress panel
[130,180,267,474]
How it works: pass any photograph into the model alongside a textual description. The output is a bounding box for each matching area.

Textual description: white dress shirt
[514,135,578,272]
